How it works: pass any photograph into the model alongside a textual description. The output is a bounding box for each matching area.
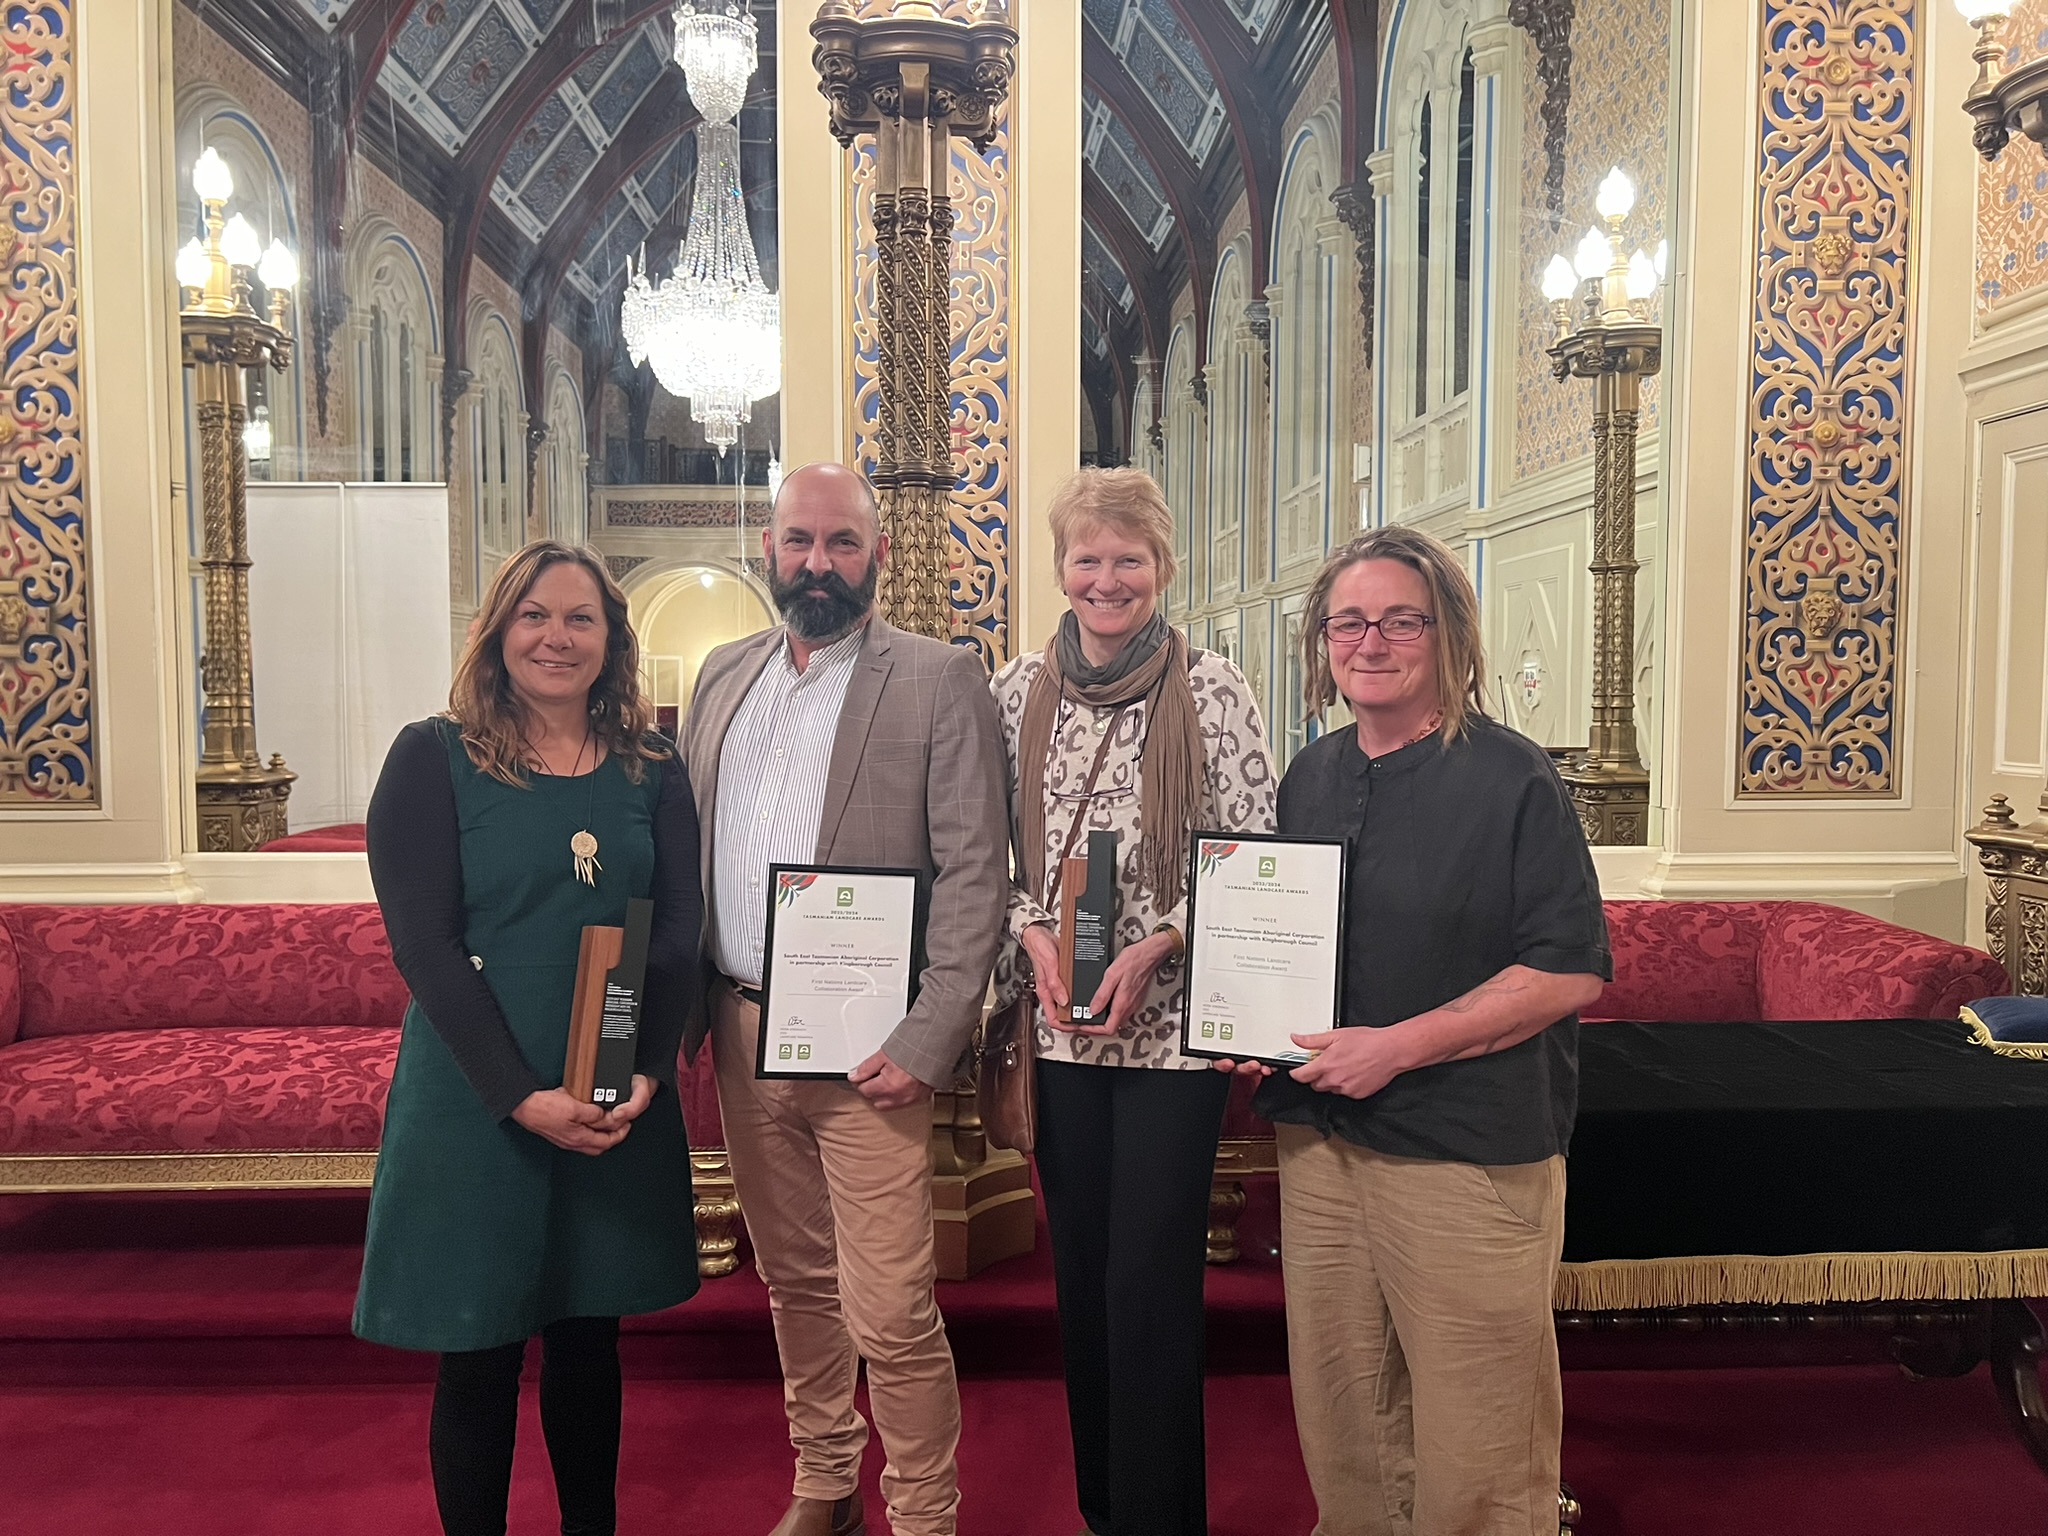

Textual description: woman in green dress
[355,540,703,1536]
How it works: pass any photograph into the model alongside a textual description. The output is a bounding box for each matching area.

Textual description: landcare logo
[1258,855,1277,879]
[836,886,855,908]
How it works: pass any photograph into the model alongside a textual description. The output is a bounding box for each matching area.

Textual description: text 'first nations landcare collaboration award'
[1181,832,1347,1067]
[564,897,653,1107]
[757,865,924,1078]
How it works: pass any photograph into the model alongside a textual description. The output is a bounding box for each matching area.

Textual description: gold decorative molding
[0,1149,378,1193]
[0,0,95,805]
[1739,1,1916,796]
[5,1144,747,1282]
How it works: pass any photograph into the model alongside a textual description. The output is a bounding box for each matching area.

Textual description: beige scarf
[1018,612,1203,910]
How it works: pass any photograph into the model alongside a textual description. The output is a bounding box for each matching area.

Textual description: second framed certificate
[758,864,924,1079]
[1181,832,1347,1068]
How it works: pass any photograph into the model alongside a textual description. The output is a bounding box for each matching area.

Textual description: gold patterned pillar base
[1968,792,2048,997]
[692,1150,743,1279]
[194,758,295,852]
[1558,760,1650,847]
[928,1082,1034,1280]
[1206,1179,1246,1265]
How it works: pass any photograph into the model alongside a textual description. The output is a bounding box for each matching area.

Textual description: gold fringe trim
[1961,1006,2048,1061]
[1554,1249,2048,1311]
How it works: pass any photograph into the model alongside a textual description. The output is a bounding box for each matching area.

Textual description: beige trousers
[713,986,962,1535]
[1276,1123,1566,1536]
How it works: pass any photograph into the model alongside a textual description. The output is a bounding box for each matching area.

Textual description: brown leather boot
[765,1492,865,1536]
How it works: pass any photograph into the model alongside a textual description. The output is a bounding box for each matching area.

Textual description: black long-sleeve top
[365,720,704,1122]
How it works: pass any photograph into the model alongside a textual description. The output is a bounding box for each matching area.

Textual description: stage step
[0,1189,1289,1388]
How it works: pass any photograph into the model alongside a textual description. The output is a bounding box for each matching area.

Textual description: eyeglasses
[1320,612,1435,645]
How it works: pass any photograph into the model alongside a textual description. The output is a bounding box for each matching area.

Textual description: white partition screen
[248,482,454,831]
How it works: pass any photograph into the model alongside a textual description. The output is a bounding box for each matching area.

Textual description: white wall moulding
[1637,850,1971,939]
[0,864,197,905]
[0,854,375,906]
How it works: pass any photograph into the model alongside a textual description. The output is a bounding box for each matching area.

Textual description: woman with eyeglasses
[991,467,1275,1536]
[1219,526,1610,1536]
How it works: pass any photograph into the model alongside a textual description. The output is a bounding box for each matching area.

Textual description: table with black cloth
[1559,1019,2048,1475]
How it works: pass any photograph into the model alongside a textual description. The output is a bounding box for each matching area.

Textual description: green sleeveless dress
[354,724,700,1353]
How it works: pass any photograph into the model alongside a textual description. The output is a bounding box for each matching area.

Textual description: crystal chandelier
[621,0,779,454]
[673,0,754,123]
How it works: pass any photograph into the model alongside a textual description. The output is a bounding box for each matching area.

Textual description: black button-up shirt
[1253,715,1611,1165]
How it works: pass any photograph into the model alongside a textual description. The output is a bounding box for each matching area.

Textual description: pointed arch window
[358,244,435,483]
[1414,99,1433,420]
[1453,50,1477,399]
[399,323,417,481]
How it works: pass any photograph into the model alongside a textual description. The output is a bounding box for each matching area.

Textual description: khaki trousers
[1276,1123,1565,1536]
[712,986,962,1535]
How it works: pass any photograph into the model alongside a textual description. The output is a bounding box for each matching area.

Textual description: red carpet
[3,1190,2046,1533]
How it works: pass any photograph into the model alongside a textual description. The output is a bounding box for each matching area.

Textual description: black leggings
[430,1315,622,1536]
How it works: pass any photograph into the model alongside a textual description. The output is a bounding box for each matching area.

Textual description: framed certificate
[757,864,925,1079]
[1181,831,1347,1068]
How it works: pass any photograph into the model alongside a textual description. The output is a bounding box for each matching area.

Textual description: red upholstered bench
[0,904,737,1275]
[1204,900,2011,1262]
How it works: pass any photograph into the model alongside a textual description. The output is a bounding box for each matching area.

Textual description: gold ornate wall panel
[0,1,94,805]
[1513,0,1670,483]
[848,0,1012,673]
[1739,0,1915,797]
[1976,0,2048,311]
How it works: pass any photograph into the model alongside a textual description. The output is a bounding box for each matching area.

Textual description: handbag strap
[1045,703,1124,911]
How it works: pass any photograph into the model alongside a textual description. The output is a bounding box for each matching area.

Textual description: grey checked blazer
[678,616,1009,1087]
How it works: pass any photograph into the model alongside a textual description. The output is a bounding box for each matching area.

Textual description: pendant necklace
[538,727,602,887]
[570,729,601,887]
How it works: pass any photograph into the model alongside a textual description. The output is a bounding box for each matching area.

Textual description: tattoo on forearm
[1437,973,1531,1016]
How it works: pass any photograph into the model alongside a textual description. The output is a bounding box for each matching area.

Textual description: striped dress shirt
[710,625,866,986]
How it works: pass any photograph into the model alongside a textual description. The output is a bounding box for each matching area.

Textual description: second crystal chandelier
[620,0,780,454]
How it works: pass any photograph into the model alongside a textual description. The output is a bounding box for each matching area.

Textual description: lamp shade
[1595,167,1636,221]
[192,147,234,203]
[258,240,299,292]
[1626,249,1659,300]
[1956,1,2011,23]
[1655,238,1669,281]
[1541,254,1578,302]
[175,238,210,289]
[220,214,261,268]
[1573,227,1612,282]
[242,407,272,464]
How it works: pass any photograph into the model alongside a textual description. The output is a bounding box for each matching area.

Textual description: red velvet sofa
[1206,899,2012,1259]
[0,900,2008,1272]
[0,903,739,1271]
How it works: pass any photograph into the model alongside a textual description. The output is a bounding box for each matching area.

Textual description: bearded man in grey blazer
[679,461,1007,1536]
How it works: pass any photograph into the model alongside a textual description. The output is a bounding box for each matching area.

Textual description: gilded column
[815,0,1016,661]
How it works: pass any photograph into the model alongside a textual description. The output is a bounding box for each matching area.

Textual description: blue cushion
[1964,996,2048,1043]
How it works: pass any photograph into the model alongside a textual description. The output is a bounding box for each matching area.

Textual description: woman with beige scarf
[992,467,1276,1536]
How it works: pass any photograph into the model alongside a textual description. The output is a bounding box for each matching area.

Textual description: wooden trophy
[564,897,654,1107]
[1058,830,1118,1023]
